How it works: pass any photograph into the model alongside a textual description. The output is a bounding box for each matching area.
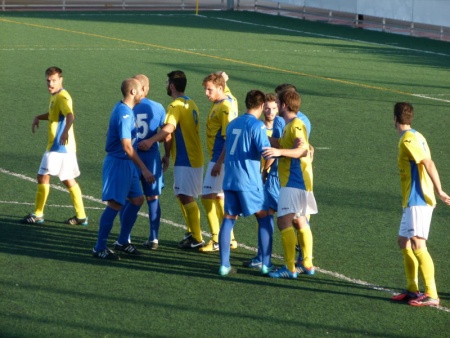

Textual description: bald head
[121,78,141,97]
[133,74,150,97]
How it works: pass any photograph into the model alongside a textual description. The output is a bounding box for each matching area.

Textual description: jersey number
[136,113,148,140]
[229,128,242,155]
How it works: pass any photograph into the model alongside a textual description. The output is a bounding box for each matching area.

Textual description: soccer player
[21,67,88,226]
[132,74,166,250]
[200,72,238,252]
[274,84,315,274]
[391,102,450,306]
[93,78,155,260]
[242,93,279,270]
[218,90,274,276]
[262,90,318,279]
[138,70,205,250]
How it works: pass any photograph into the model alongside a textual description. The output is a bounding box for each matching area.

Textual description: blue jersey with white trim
[134,98,166,153]
[223,113,270,191]
[105,101,137,159]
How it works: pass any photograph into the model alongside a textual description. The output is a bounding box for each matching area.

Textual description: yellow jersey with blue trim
[398,129,436,208]
[165,95,204,168]
[47,89,76,153]
[205,96,238,162]
[224,85,238,114]
[278,117,312,191]
[261,127,273,172]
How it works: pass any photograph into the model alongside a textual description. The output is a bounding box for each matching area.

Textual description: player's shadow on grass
[0,214,418,305]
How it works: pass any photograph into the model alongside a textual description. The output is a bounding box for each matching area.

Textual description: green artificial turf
[0,9,449,337]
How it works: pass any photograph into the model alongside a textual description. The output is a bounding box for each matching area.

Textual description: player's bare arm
[161,133,173,173]
[212,147,226,177]
[262,145,308,159]
[138,123,174,151]
[59,113,74,145]
[421,157,450,205]
[122,138,155,183]
[32,113,49,133]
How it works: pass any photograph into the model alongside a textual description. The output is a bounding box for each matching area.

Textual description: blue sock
[119,200,129,226]
[119,201,131,242]
[148,199,161,242]
[258,215,274,267]
[94,206,119,251]
[117,202,141,244]
[256,225,262,262]
[219,218,236,268]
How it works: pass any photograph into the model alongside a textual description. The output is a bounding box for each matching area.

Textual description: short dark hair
[245,90,266,109]
[275,83,296,94]
[394,102,414,125]
[45,66,62,77]
[167,70,187,92]
[278,90,301,113]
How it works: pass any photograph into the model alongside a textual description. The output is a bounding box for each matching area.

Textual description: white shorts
[399,206,433,239]
[277,187,318,217]
[173,166,203,198]
[202,161,224,196]
[38,151,80,181]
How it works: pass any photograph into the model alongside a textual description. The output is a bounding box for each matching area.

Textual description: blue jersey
[223,113,270,191]
[134,97,166,195]
[105,101,137,159]
[134,98,166,153]
[274,111,311,138]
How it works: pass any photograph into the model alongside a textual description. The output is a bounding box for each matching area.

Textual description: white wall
[272,0,450,27]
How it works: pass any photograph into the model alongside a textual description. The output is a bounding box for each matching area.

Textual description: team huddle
[22,67,450,307]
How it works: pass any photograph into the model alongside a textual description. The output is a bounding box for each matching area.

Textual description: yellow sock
[177,199,191,233]
[414,247,438,299]
[280,227,297,272]
[216,198,235,241]
[68,183,86,219]
[299,226,313,268]
[296,230,302,258]
[34,183,49,217]
[202,198,220,242]
[184,201,202,242]
[215,198,224,221]
[401,248,419,292]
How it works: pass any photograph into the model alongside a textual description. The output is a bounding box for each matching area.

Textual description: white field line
[1,167,449,312]
[24,12,450,59]
[2,14,450,103]
[203,15,450,58]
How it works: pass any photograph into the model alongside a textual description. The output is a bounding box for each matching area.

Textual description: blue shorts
[224,188,265,217]
[102,155,143,205]
[138,149,164,196]
[263,174,280,212]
